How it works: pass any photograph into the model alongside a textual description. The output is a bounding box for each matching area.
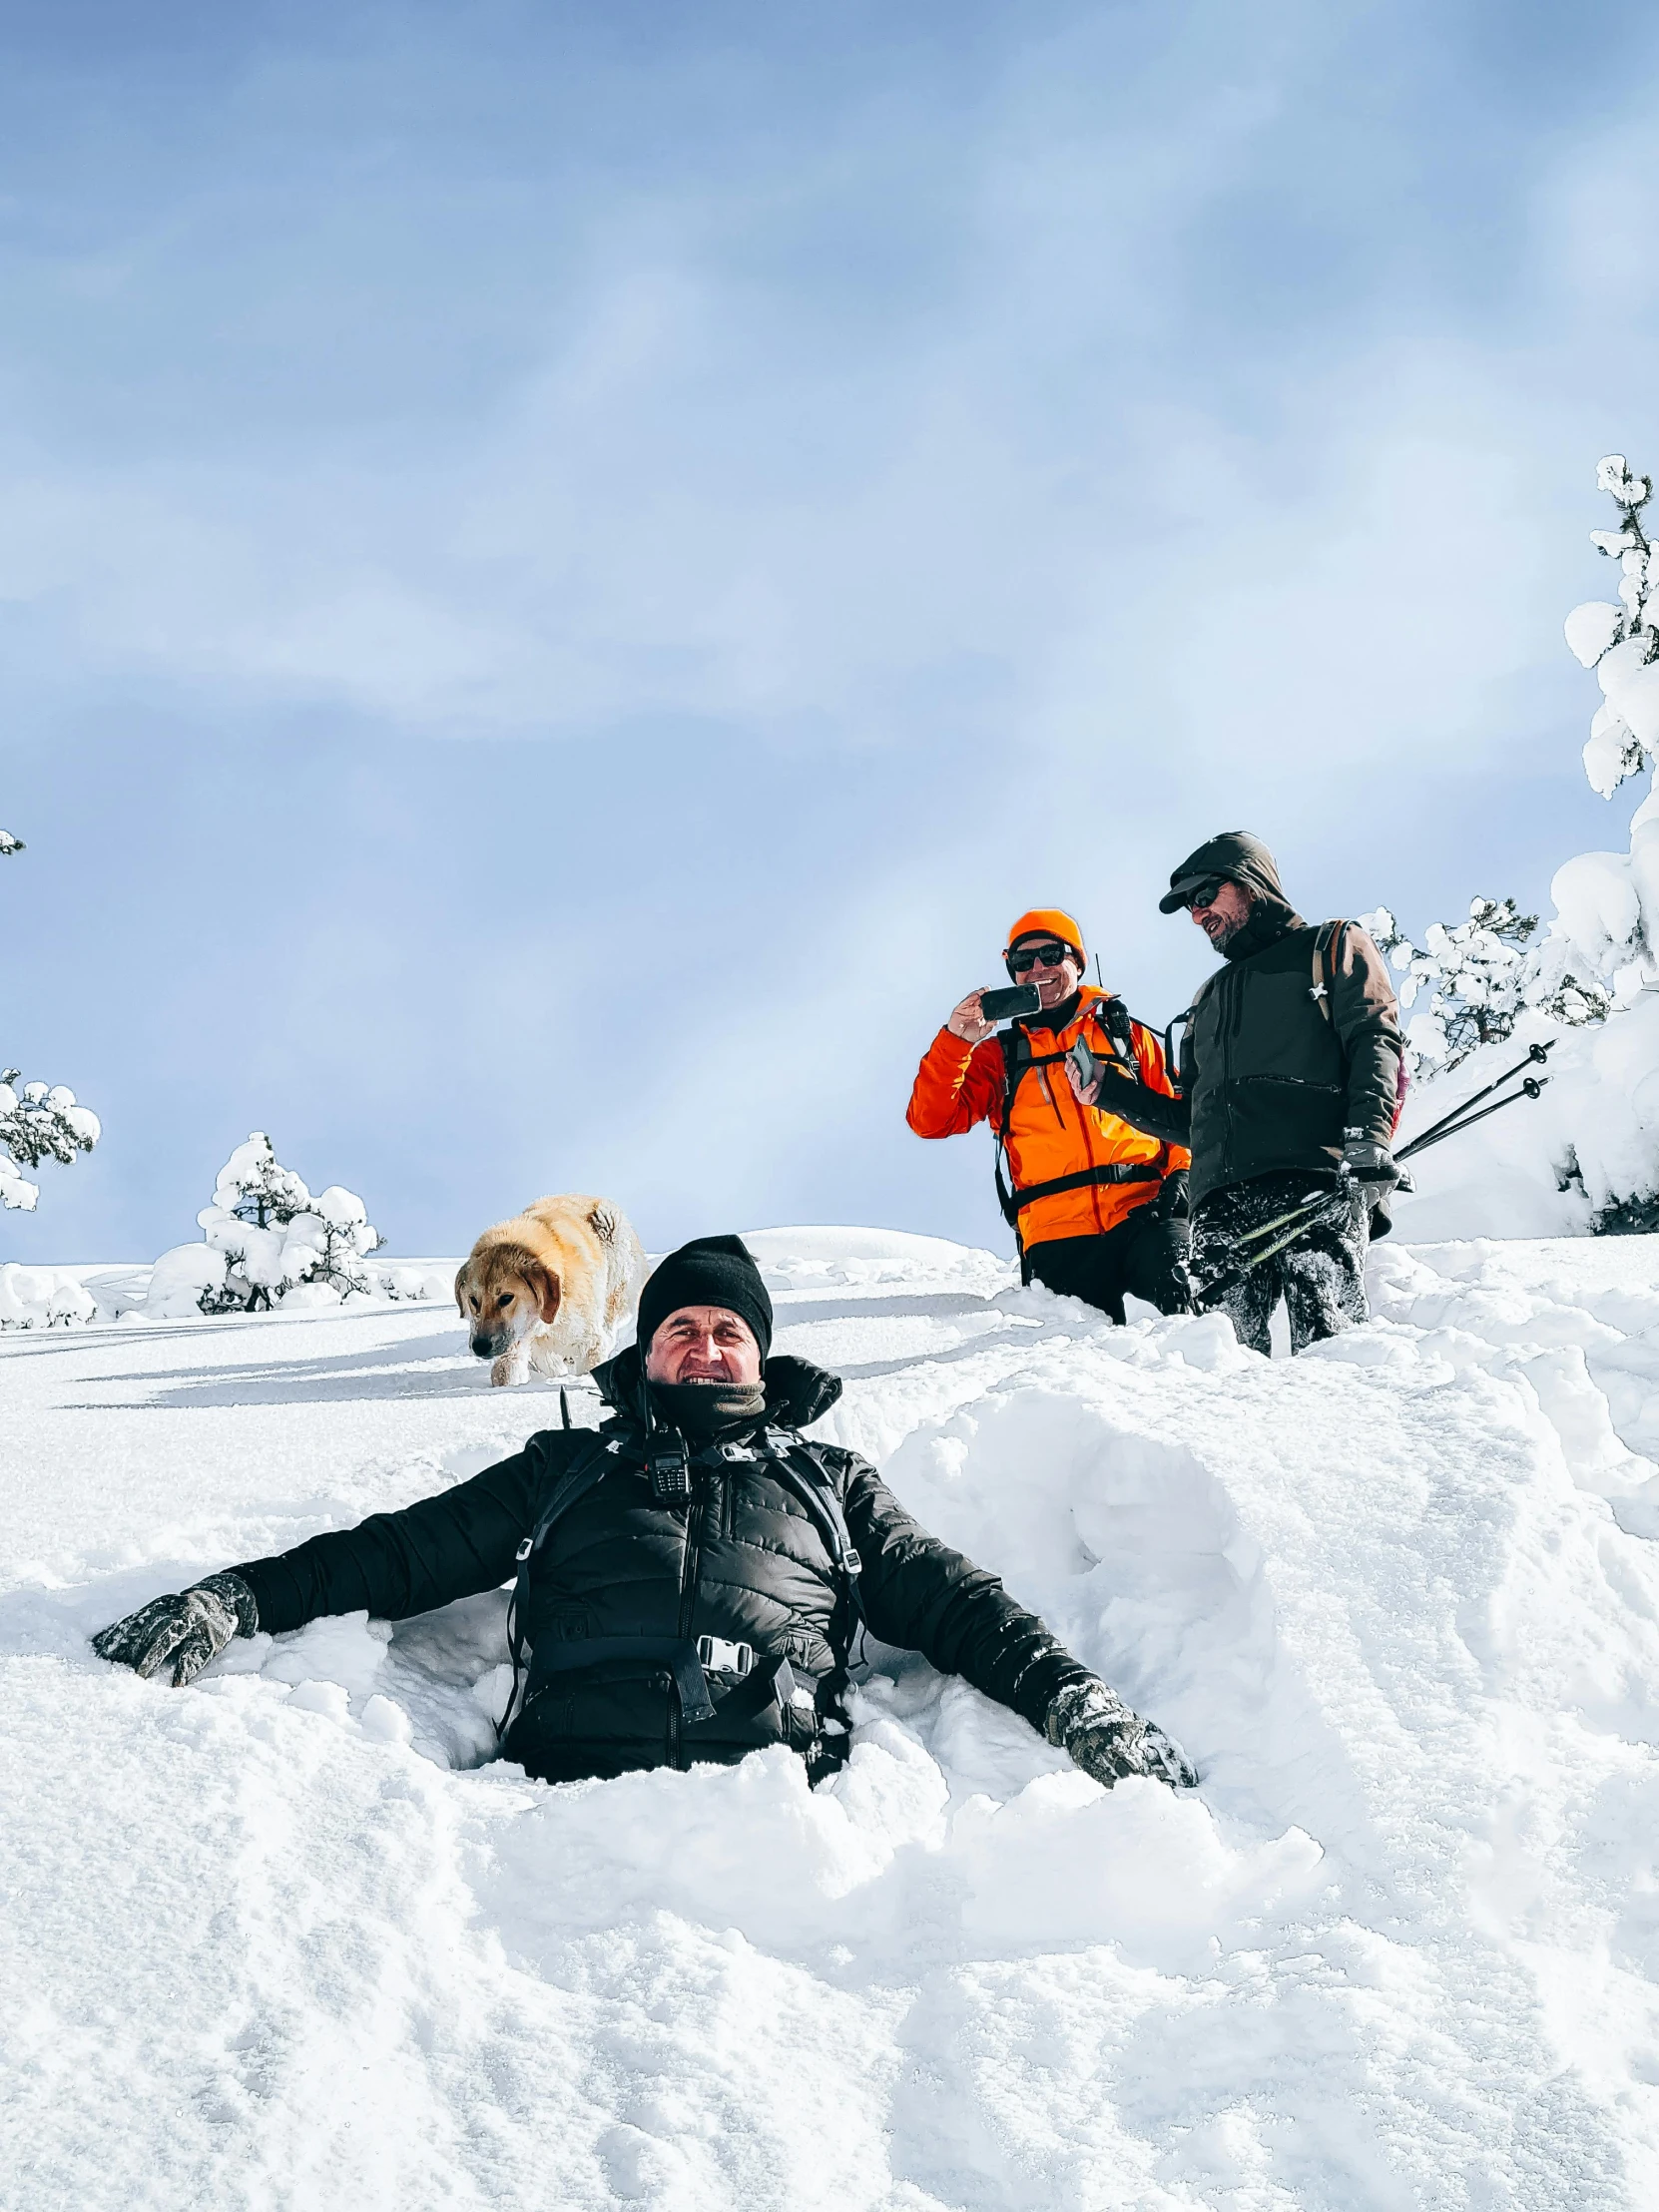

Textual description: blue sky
[4,0,1659,1265]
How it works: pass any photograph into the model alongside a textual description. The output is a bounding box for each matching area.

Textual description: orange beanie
[1006,907,1085,958]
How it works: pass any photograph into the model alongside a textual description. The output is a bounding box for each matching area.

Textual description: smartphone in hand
[980,982,1043,1022]
[1068,1035,1104,1094]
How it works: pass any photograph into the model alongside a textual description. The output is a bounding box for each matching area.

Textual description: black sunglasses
[1184,877,1228,911]
[1006,941,1073,974]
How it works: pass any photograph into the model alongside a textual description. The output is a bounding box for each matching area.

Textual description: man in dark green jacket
[92,1235,1197,1795]
[1071,831,1403,1355]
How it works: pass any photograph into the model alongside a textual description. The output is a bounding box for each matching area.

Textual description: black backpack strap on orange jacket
[993,999,1155,1250]
[993,1022,1060,1237]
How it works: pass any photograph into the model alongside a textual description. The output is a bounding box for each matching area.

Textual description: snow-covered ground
[7,1224,1659,2210]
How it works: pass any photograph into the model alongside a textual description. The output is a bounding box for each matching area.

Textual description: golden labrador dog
[455,1195,645,1386]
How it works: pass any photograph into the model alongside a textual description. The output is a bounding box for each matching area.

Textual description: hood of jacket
[592,1345,844,1431]
[1160,828,1302,960]
[1160,830,1296,917]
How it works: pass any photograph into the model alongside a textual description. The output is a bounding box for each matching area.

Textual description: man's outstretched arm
[93,1448,544,1685]
[841,1456,1197,1789]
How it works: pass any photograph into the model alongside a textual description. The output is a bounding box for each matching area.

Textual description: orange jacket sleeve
[906,1027,1006,1139]
[1128,1021,1192,1173]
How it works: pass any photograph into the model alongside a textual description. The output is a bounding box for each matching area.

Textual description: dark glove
[1046,1678,1198,1791]
[1153,1168,1189,1221]
[92,1571,259,1687]
[1341,1129,1400,1192]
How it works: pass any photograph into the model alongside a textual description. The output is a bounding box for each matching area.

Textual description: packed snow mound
[1389,999,1659,1241]
[7,1227,1659,2207]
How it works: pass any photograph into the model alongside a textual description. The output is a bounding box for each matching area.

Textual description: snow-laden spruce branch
[1362,900,1608,1080]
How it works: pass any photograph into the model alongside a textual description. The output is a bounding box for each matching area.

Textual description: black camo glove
[1153,1168,1190,1221]
[92,1572,259,1687]
[1046,1678,1198,1791]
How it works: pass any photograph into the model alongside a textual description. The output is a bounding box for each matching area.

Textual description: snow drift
[6,1226,1659,2208]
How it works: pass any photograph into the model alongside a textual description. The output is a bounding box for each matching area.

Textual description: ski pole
[1396,1040,1554,1157]
[1226,1188,1341,1253]
[1193,1189,1358,1305]
[1395,1075,1549,1162]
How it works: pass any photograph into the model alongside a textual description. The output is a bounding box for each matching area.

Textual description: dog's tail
[588,1201,622,1245]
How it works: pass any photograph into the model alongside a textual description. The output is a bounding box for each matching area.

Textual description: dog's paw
[490,1353,528,1387]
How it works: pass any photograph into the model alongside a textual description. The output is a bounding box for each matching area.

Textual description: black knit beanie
[637,1234,774,1362]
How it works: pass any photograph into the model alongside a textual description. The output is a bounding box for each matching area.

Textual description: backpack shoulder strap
[1311,919,1350,1025]
[994,1023,1032,1235]
[999,1021,1031,1121]
[498,1425,618,1736]
[764,1429,865,1637]
[525,1426,617,1551]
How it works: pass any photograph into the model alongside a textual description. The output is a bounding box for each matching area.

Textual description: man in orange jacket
[906,908,1194,1322]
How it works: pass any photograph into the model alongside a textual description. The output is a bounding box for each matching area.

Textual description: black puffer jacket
[234,1350,1091,1786]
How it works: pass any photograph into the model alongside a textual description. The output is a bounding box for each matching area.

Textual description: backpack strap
[764,1429,865,1643]
[498,1426,616,1736]
[994,999,1160,1244]
[993,1011,1106,1241]
[1005,1160,1162,1210]
[1310,920,1350,1032]
[993,1023,1036,1237]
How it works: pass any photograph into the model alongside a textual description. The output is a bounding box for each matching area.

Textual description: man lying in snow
[93,1234,1196,1795]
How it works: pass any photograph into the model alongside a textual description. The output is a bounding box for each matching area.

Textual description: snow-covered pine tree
[0,1072,103,1212]
[1369,456,1659,1240]
[194,1133,382,1313]
[1533,452,1659,1006]
[1566,454,1658,800]
[1365,460,1659,1077]
[1,827,102,1212]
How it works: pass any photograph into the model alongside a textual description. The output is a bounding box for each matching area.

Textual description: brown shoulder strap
[1311,919,1349,1023]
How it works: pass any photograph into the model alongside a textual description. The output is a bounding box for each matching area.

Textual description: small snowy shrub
[1365,902,1608,1078]
[0,1263,98,1330]
[0,1068,102,1214]
[188,1133,382,1315]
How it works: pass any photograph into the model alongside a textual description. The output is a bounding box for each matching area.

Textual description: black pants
[1190,1172,1369,1356]
[1024,1204,1193,1325]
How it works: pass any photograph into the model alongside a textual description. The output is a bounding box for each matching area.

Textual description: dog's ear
[454,1264,471,1316]
[530,1262,562,1326]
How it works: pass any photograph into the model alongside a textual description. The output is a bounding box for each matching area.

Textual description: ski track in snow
[6,1225,1659,2210]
